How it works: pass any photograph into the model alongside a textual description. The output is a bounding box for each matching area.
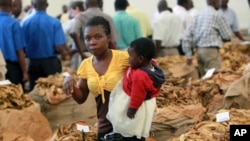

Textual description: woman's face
[84,25,111,56]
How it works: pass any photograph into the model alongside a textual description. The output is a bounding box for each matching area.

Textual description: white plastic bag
[106,79,155,138]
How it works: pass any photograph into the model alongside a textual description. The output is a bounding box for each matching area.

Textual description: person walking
[113,0,142,50]
[173,0,192,55]
[152,0,182,57]
[63,0,85,71]
[182,0,231,77]
[22,0,68,91]
[0,0,28,88]
[218,0,245,41]
[63,16,129,141]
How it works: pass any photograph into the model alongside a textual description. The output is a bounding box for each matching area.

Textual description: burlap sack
[0,109,52,141]
[168,63,199,86]
[153,104,205,123]
[224,73,250,109]
[207,94,224,114]
[146,137,158,141]
[150,104,205,141]
[150,117,195,141]
[24,101,41,113]
[212,72,242,90]
[2,132,34,141]
[168,64,197,78]
[30,86,97,131]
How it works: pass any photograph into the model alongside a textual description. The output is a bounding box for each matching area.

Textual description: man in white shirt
[173,0,192,55]
[218,0,245,41]
[152,0,182,57]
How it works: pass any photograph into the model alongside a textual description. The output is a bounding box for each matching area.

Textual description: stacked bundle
[50,120,97,141]
[35,73,69,104]
[169,109,250,141]
[0,84,34,110]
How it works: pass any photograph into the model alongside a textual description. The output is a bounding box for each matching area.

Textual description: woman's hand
[63,76,75,97]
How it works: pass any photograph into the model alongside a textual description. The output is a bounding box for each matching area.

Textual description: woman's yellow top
[77,50,129,103]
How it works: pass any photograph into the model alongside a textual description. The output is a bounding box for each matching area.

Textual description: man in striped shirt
[182,0,231,77]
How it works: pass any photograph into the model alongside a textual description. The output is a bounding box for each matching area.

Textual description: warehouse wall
[22,0,250,29]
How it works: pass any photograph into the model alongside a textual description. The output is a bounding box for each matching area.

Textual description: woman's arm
[63,77,90,104]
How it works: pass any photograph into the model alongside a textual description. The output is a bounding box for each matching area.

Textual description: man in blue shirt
[113,0,142,50]
[22,0,68,91]
[0,0,28,88]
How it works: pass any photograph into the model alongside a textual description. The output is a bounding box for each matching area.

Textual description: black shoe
[101,132,123,141]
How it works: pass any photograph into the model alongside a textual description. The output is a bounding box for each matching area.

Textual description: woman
[63,16,129,140]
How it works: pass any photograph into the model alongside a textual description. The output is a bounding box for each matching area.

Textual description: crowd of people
[0,0,249,140]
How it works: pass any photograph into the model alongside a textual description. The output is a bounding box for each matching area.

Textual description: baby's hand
[127,112,135,119]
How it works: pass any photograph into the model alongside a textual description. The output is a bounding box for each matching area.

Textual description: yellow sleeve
[103,50,129,93]
[117,50,129,70]
[112,50,130,74]
[77,57,92,79]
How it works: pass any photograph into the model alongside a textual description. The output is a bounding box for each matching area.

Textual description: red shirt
[123,68,160,110]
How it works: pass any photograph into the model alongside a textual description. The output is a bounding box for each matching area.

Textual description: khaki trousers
[196,47,221,77]
[157,47,179,57]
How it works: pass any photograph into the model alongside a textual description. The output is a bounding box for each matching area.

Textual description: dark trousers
[6,61,24,89]
[28,57,61,91]
[177,40,185,56]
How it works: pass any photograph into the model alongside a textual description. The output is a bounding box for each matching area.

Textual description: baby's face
[128,47,142,69]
